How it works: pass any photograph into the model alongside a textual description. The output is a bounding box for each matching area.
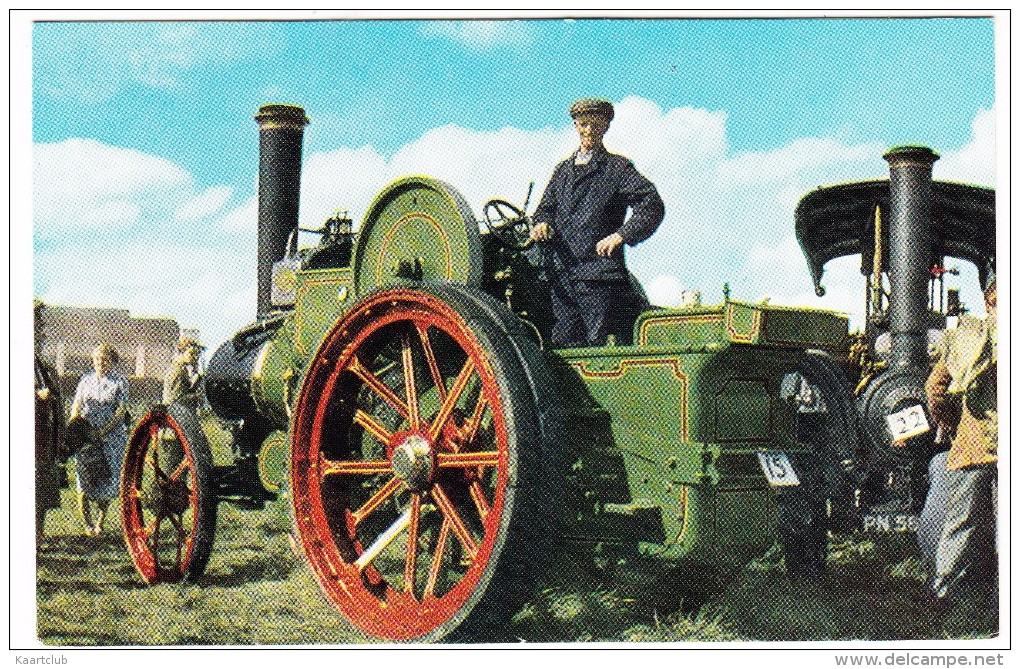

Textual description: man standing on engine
[530,98,665,348]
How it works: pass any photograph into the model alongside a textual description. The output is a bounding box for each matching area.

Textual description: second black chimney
[883,145,939,372]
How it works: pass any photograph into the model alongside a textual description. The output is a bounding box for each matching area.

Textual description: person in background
[530,97,664,348]
[924,276,997,604]
[34,299,65,546]
[69,343,130,536]
[163,336,204,409]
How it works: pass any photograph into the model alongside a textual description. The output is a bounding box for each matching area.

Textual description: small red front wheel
[121,403,217,583]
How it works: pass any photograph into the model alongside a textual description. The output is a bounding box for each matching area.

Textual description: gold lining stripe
[725,303,762,343]
[568,357,690,441]
[638,313,724,346]
[374,211,453,286]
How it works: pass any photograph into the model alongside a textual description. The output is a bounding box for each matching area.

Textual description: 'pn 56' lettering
[863,514,918,533]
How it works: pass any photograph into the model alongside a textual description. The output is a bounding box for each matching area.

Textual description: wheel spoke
[124,409,216,585]
[353,506,412,571]
[436,451,500,468]
[143,515,160,539]
[350,476,404,526]
[468,481,491,520]
[167,515,186,567]
[430,484,478,558]
[147,516,163,550]
[401,333,421,431]
[464,395,489,446]
[429,358,476,442]
[167,513,185,535]
[349,355,410,420]
[404,494,422,593]
[150,456,169,482]
[289,290,528,637]
[148,425,168,481]
[424,518,451,599]
[168,459,190,482]
[320,457,392,477]
[416,324,447,403]
[353,409,394,445]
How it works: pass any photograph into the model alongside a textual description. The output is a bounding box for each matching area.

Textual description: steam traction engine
[119,105,994,641]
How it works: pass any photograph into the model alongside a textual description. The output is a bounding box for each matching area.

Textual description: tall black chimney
[883,145,939,372]
[254,104,309,319]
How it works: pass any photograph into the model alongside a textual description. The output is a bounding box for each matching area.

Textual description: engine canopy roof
[795,179,995,294]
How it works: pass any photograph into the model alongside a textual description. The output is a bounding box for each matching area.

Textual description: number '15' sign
[756,451,801,487]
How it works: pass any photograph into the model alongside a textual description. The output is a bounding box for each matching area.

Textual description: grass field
[36,418,999,645]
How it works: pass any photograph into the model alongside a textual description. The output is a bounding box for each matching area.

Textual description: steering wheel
[483,198,533,248]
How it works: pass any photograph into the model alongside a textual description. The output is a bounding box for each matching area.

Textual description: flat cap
[178,336,205,352]
[569,98,614,121]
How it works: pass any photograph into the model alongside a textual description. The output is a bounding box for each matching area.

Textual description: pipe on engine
[883,145,939,371]
[254,104,309,319]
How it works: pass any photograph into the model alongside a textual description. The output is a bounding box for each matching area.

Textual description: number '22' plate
[757,451,801,487]
[885,404,931,441]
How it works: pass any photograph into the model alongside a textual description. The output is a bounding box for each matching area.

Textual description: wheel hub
[142,478,191,517]
[391,435,434,491]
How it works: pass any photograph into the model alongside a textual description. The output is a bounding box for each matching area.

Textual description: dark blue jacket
[533,148,664,281]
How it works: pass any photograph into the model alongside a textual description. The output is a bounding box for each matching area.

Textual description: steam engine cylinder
[205,336,263,422]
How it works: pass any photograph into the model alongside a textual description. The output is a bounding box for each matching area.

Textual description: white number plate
[757,451,801,487]
[885,404,931,441]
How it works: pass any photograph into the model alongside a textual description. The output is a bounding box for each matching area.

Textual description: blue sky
[29,15,998,348]
[33,19,993,183]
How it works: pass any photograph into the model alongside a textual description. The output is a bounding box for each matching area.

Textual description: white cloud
[219,196,258,233]
[33,139,256,346]
[420,20,532,51]
[296,97,992,331]
[720,137,882,188]
[34,99,995,351]
[174,186,233,222]
[33,138,192,239]
[935,106,995,187]
[645,274,686,307]
[36,240,255,350]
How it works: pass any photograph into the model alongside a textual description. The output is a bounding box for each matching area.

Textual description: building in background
[35,304,196,407]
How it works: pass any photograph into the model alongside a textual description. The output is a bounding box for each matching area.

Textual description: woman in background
[69,343,130,536]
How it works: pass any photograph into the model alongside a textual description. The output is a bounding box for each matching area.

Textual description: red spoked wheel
[291,284,562,642]
[121,403,216,584]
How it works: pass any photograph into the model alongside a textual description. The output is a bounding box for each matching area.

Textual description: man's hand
[530,222,554,242]
[596,232,624,257]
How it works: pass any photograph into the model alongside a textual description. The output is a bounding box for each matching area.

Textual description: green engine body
[213,174,850,569]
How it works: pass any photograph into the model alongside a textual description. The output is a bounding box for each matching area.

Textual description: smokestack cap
[255,104,310,131]
[883,145,940,168]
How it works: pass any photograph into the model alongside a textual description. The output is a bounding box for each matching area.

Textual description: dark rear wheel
[776,453,828,577]
[776,350,867,576]
[291,284,561,641]
[121,403,217,583]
